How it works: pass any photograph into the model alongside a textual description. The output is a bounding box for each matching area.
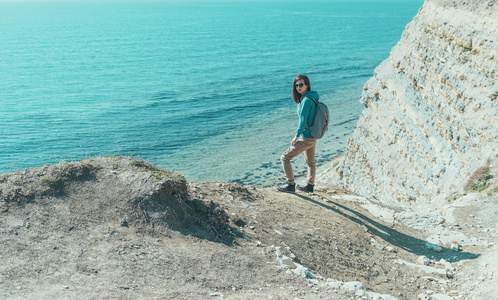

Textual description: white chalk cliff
[333,0,497,204]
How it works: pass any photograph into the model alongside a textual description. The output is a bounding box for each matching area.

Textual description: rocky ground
[0,157,496,299]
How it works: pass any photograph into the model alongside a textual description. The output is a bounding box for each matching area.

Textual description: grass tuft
[465,164,493,192]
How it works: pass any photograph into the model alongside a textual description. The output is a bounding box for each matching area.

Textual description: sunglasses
[295,83,305,88]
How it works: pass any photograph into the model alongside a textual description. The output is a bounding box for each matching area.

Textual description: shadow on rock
[298,194,480,263]
[141,187,237,246]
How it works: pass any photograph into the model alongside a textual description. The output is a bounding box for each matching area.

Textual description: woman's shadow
[296,193,480,263]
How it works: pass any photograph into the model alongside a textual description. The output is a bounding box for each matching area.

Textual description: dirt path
[0,157,491,299]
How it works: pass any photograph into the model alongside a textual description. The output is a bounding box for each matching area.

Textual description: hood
[301,90,319,102]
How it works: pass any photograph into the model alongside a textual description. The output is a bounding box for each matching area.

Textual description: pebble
[324,279,343,289]
[438,259,454,271]
[431,293,453,300]
[342,281,364,292]
[368,292,398,300]
[450,242,461,252]
[426,242,443,252]
[274,256,296,269]
[293,265,314,279]
[418,256,430,266]
[308,279,320,286]
[373,243,384,250]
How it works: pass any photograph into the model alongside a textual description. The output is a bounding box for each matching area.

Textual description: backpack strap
[305,96,318,128]
[306,95,318,105]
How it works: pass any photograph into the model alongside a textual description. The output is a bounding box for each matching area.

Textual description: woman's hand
[291,137,298,146]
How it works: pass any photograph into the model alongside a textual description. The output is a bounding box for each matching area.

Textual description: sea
[0,0,423,186]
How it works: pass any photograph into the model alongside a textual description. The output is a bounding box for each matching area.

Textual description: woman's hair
[292,74,311,104]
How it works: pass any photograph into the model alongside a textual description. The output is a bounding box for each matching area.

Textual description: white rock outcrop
[333,0,498,204]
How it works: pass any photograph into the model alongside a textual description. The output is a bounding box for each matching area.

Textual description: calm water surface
[0,0,423,185]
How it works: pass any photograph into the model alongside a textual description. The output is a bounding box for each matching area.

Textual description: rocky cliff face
[334,0,497,204]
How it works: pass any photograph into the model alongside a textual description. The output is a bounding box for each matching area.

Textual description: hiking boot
[277,183,295,193]
[297,184,314,193]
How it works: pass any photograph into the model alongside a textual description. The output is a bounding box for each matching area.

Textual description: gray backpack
[306,96,329,139]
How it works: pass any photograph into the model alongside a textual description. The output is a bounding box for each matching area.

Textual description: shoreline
[0,143,348,190]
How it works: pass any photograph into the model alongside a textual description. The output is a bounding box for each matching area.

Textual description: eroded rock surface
[332,0,497,204]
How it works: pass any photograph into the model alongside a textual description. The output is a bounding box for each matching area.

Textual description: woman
[277,74,319,193]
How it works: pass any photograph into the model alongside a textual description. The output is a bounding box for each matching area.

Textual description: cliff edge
[2,157,490,299]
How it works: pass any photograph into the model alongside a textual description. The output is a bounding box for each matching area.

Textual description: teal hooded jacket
[295,90,319,139]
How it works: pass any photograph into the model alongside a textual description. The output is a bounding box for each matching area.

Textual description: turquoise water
[0,0,423,186]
